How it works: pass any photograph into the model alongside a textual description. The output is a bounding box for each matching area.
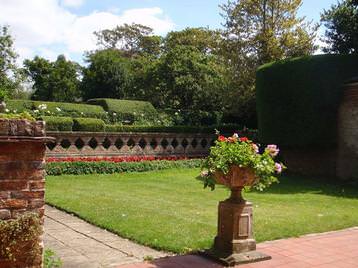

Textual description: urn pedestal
[205,166,271,266]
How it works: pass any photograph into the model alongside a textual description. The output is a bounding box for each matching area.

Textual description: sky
[0,0,337,65]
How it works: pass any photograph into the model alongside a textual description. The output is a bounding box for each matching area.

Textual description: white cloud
[61,0,85,8]
[0,0,175,64]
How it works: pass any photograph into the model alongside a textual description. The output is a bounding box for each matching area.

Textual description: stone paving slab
[44,205,167,268]
[118,227,358,268]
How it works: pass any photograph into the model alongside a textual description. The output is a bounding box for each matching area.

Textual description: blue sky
[0,0,337,65]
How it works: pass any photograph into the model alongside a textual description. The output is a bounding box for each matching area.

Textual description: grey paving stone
[44,205,168,268]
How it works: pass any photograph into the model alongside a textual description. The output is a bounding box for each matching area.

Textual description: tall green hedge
[256,54,358,148]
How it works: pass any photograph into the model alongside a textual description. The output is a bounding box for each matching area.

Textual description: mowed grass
[45,168,358,253]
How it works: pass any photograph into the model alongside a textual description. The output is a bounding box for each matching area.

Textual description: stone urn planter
[206,165,271,266]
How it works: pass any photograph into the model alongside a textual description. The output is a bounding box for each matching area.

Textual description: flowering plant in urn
[200,133,285,191]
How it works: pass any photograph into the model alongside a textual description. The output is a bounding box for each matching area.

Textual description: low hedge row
[43,116,246,134]
[73,118,105,132]
[42,116,73,131]
[6,100,106,119]
[46,159,203,176]
[104,124,249,134]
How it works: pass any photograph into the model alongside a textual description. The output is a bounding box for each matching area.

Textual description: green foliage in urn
[0,213,42,264]
[0,111,34,121]
[200,134,285,191]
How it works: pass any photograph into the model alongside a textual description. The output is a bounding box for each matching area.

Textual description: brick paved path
[44,205,167,268]
[118,227,358,268]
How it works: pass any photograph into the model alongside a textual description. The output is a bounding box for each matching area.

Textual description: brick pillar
[337,78,358,180]
[0,119,50,268]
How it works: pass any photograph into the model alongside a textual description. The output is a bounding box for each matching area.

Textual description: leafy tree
[81,49,132,100]
[94,23,162,58]
[138,46,229,124]
[321,0,358,54]
[24,55,81,102]
[220,0,317,126]
[0,25,25,99]
[164,27,223,55]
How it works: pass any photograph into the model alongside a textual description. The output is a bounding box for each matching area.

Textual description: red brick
[11,209,27,218]
[0,199,27,209]
[28,199,45,209]
[11,191,45,199]
[29,180,45,190]
[0,191,10,199]
[0,209,11,220]
[0,180,28,191]
[0,143,45,161]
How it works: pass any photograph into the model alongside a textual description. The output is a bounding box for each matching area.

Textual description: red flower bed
[46,155,195,163]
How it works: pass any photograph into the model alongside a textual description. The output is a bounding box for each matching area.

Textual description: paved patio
[44,205,167,268]
[118,227,358,268]
[44,205,358,268]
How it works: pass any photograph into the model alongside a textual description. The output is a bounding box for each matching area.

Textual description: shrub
[87,98,158,124]
[0,213,42,265]
[72,118,106,132]
[46,159,203,176]
[41,116,73,131]
[256,54,358,148]
[32,101,106,118]
[104,124,247,134]
[6,99,34,112]
[6,100,106,119]
[44,249,62,268]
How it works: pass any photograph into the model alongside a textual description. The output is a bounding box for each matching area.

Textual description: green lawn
[45,168,358,253]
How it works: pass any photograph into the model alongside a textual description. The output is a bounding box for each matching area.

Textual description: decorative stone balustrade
[46,132,217,159]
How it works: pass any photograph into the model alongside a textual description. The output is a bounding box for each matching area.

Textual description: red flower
[218,135,227,142]
[240,137,249,142]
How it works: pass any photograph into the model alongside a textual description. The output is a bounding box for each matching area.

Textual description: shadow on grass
[254,173,358,199]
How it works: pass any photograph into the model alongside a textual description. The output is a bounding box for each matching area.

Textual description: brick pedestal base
[205,199,271,266]
[0,119,52,268]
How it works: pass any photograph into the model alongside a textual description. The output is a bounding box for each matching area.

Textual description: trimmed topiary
[72,117,106,132]
[87,98,158,123]
[41,116,73,131]
[256,54,358,148]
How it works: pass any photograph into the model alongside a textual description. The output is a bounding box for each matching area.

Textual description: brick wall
[0,119,49,268]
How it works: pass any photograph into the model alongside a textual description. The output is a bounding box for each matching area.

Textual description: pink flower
[252,143,259,153]
[275,163,282,173]
[266,144,279,157]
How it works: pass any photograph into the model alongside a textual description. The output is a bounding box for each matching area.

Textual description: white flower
[141,113,144,117]
[55,107,61,112]
[5,109,9,113]
[13,110,17,113]
[34,110,39,113]
[175,112,179,116]
[133,112,137,115]
[233,133,239,139]
[80,112,84,115]
[38,104,47,110]
[113,112,117,116]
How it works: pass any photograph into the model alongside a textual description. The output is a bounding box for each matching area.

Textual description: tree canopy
[0,25,25,98]
[24,55,81,102]
[321,0,358,54]
[81,49,132,100]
